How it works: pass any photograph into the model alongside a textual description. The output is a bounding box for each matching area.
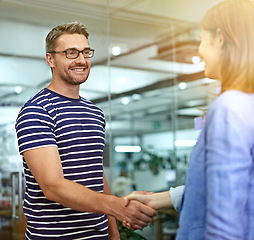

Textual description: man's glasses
[49,48,95,59]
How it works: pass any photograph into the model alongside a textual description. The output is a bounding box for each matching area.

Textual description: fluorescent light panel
[115,145,141,153]
[174,140,197,147]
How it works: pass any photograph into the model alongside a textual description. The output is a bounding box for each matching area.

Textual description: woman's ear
[216,28,224,47]
[46,53,55,69]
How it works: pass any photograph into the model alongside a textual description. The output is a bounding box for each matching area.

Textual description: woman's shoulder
[210,90,254,113]
[205,90,254,128]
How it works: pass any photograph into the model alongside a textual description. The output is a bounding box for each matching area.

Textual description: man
[15,22,155,240]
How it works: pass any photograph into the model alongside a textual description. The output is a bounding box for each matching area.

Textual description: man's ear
[216,28,224,47]
[46,53,55,68]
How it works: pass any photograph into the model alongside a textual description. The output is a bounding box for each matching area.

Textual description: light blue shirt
[176,90,254,240]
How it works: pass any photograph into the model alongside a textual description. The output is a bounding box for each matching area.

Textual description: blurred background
[0,0,221,239]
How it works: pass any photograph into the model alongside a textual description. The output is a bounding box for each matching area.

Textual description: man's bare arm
[23,146,156,229]
[103,172,120,239]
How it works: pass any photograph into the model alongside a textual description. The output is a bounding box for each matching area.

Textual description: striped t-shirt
[15,88,109,240]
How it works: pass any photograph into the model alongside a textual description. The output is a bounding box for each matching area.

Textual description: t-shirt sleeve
[15,103,57,154]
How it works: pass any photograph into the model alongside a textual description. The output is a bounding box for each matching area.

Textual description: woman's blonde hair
[201,0,254,93]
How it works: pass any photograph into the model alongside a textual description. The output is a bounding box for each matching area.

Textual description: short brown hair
[201,0,254,93]
[45,22,89,53]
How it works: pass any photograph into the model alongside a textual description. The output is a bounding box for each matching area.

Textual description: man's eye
[67,50,75,55]
[83,50,90,55]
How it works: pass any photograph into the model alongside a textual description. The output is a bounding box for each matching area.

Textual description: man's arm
[103,172,120,239]
[23,146,156,229]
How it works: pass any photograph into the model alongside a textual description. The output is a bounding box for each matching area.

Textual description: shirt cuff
[169,185,185,212]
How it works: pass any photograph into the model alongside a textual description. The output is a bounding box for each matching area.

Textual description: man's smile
[71,67,87,73]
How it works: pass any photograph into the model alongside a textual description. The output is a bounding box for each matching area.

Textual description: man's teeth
[73,68,85,72]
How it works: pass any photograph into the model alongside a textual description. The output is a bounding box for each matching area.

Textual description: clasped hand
[122,191,156,230]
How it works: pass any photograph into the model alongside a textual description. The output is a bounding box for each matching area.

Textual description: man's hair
[201,0,254,93]
[45,22,89,53]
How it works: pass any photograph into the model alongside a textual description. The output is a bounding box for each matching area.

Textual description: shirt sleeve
[15,103,57,154]
[169,185,185,212]
[205,101,252,239]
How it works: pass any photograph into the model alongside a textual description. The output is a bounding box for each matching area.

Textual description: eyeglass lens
[66,49,94,59]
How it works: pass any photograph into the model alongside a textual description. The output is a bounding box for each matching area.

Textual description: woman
[125,0,254,239]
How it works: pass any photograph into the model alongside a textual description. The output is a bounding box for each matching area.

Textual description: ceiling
[0,0,221,136]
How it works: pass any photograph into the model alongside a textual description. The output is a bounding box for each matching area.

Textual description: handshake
[109,185,185,230]
[118,191,174,230]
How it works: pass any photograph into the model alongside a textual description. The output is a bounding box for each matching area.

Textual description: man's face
[48,33,92,86]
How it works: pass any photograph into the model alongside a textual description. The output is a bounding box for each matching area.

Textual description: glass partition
[92,1,214,195]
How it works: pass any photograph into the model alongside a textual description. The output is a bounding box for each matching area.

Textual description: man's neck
[47,82,80,99]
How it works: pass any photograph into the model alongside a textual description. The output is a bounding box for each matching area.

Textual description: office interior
[0,0,222,239]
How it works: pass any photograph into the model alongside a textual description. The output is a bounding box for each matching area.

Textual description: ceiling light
[178,82,187,90]
[115,145,141,153]
[192,56,201,64]
[174,140,197,147]
[121,97,130,105]
[15,86,22,94]
[111,46,121,56]
[132,94,142,101]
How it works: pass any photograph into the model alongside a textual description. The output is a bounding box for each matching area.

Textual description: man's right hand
[109,196,156,230]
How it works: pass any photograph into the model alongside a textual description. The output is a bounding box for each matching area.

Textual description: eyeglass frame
[48,48,95,59]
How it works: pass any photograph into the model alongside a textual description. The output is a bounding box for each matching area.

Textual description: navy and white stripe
[15,88,108,239]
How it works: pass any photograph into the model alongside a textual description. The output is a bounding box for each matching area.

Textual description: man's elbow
[40,180,61,202]
[43,188,57,201]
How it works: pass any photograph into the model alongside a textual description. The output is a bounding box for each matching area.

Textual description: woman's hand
[124,191,154,208]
